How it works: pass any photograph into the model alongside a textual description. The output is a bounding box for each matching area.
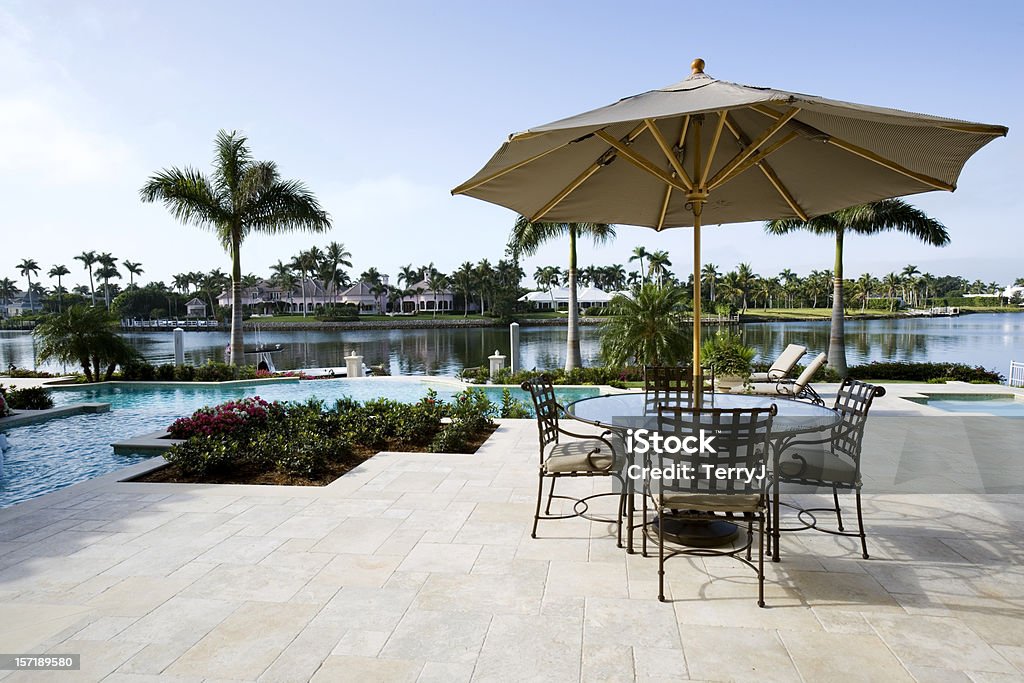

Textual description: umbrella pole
[690,198,704,405]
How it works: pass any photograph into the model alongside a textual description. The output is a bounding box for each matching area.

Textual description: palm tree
[123,261,144,288]
[508,217,615,370]
[0,277,16,309]
[427,271,448,317]
[856,273,875,311]
[600,283,689,366]
[48,264,71,312]
[74,251,98,306]
[629,246,650,283]
[95,253,119,310]
[269,261,297,313]
[474,259,493,316]
[766,199,948,376]
[17,258,40,314]
[140,129,330,364]
[701,263,719,303]
[34,305,137,382]
[324,241,352,305]
[172,273,191,295]
[734,263,755,312]
[453,261,475,317]
[883,272,902,311]
[290,251,316,317]
[398,263,418,289]
[646,250,672,286]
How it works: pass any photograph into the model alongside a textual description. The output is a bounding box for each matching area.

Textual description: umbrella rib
[748,105,955,192]
[706,107,800,188]
[451,143,570,196]
[656,184,672,231]
[724,115,809,221]
[709,131,799,190]
[594,130,691,194]
[645,118,694,191]
[699,111,729,187]
[530,122,650,222]
[824,137,955,191]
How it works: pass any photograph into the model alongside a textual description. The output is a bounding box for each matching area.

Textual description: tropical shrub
[701,331,756,378]
[600,284,689,366]
[168,396,276,439]
[0,385,55,411]
[499,388,533,419]
[490,365,643,387]
[34,305,138,382]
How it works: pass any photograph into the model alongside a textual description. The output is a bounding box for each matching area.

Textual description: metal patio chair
[649,404,776,607]
[772,378,885,559]
[521,378,626,545]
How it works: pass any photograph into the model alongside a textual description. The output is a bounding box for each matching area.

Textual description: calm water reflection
[2,313,1022,376]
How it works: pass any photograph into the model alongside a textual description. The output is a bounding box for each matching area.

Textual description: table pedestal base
[653,512,739,548]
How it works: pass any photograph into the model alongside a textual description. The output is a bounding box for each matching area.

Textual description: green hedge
[119,360,262,382]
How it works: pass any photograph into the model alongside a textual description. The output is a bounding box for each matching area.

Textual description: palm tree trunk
[828,229,848,377]
[88,268,95,307]
[229,236,244,366]
[565,227,582,371]
[300,271,307,317]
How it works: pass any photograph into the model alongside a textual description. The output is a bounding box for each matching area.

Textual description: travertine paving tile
[681,625,801,683]
[866,613,1016,674]
[779,631,914,682]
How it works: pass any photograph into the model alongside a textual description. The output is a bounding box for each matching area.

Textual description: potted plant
[701,331,755,392]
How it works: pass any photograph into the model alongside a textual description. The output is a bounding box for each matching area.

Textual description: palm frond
[245,179,331,235]
[212,129,252,196]
[139,168,229,231]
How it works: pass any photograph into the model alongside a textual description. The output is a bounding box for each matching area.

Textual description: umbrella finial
[691,58,705,74]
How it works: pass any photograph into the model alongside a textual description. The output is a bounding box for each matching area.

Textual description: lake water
[2,313,1022,376]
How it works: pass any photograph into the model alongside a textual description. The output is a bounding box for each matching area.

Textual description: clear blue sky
[1,0,1021,291]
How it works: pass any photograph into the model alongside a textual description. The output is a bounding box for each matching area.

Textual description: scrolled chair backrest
[830,378,884,468]
[654,404,776,497]
[522,377,561,453]
[644,365,694,413]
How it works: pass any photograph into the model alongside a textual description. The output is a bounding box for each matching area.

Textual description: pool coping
[0,402,111,429]
[43,376,302,391]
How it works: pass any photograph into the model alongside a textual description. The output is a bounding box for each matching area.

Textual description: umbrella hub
[686,58,712,81]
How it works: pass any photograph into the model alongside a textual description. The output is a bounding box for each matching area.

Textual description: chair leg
[616,490,626,549]
[746,514,753,561]
[758,512,766,608]
[833,485,845,532]
[855,488,869,559]
[626,490,635,554]
[544,476,557,515]
[657,504,666,602]
[531,472,544,539]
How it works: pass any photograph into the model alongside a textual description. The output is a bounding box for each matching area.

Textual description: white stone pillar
[345,351,364,378]
[488,350,506,379]
[173,327,185,367]
[509,322,520,374]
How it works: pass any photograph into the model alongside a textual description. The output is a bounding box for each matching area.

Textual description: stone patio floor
[1,396,1023,681]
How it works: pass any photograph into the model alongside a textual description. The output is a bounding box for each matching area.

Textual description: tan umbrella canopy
[453,58,1007,391]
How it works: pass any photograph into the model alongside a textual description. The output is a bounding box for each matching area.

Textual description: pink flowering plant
[168,396,277,439]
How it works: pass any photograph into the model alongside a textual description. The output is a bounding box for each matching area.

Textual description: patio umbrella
[452,59,1007,394]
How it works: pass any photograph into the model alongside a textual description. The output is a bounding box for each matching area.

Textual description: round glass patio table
[565,392,841,556]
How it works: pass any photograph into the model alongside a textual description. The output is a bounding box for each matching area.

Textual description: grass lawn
[247,312,571,323]
[744,308,899,320]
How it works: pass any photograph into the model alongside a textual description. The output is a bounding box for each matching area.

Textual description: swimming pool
[0,379,602,508]
[905,393,1024,416]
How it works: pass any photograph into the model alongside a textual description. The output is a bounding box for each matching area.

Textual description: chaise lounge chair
[747,352,828,405]
[750,343,807,382]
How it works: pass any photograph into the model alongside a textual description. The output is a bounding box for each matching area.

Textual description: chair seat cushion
[658,492,763,512]
[746,381,798,397]
[777,445,858,485]
[545,440,615,473]
[750,371,781,382]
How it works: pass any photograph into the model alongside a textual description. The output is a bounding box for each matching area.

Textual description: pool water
[0,379,600,508]
[910,394,1024,416]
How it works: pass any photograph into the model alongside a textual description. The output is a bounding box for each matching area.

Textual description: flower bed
[136,389,500,486]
